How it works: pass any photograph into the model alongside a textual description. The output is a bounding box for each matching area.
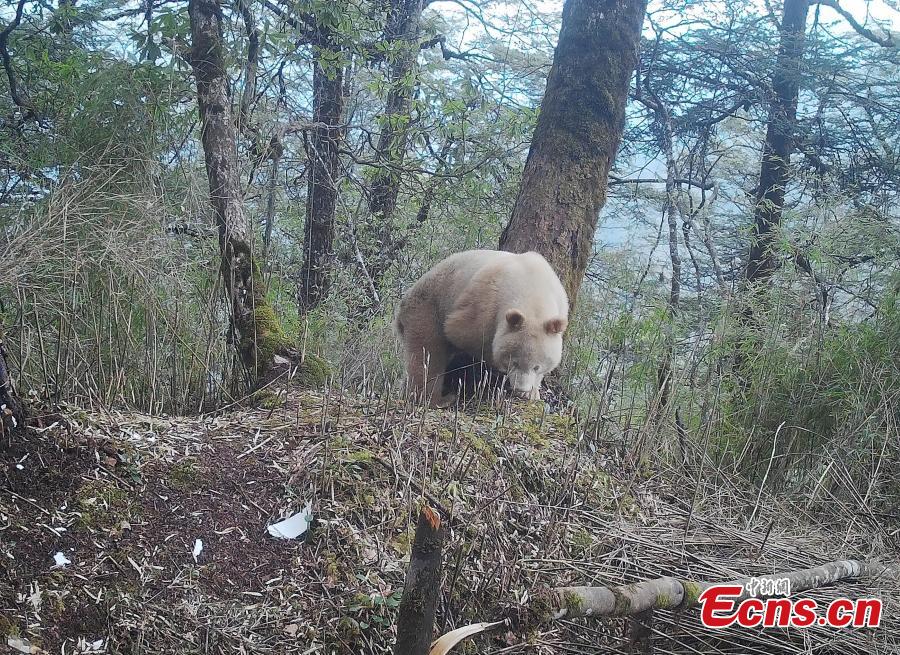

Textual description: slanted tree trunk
[648,96,680,415]
[0,335,24,445]
[189,0,289,381]
[363,0,426,293]
[499,0,647,307]
[744,0,810,284]
[298,43,345,312]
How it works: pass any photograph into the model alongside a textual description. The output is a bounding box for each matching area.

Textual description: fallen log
[552,559,899,619]
[429,559,900,655]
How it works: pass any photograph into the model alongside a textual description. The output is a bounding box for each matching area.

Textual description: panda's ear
[544,317,567,334]
[505,309,525,330]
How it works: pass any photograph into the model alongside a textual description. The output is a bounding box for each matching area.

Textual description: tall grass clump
[1,164,239,414]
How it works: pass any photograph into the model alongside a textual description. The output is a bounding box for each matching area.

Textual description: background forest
[1,0,899,543]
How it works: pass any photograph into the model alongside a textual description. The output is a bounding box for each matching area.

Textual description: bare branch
[609,175,715,191]
[0,0,34,118]
[235,0,260,126]
[419,33,494,61]
[814,0,896,47]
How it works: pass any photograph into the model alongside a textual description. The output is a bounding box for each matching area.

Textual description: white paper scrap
[267,502,312,539]
[53,552,71,567]
[192,539,203,562]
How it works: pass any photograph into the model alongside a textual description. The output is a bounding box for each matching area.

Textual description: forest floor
[1,384,898,654]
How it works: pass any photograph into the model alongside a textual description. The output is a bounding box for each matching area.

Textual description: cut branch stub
[394,505,445,655]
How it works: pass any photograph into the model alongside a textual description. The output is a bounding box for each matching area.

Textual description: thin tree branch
[0,0,34,118]
[609,175,715,191]
[814,0,896,48]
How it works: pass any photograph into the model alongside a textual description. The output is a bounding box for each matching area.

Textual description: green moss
[48,594,67,618]
[0,614,19,636]
[168,457,201,490]
[462,431,496,464]
[75,480,131,529]
[612,589,632,615]
[656,592,673,608]
[391,526,415,555]
[570,527,593,554]
[680,581,704,608]
[294,353,331,388]
[562,590,585,615]
[504,402,578,447]
[337,616,361,638]
[345,449,373,464]
[251,389,283,409]
[521,587,558,626]
[323,551,340,581]
[329,433,350,450]
[249,303,292,372]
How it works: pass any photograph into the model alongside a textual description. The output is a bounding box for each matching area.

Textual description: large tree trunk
[189,0,288,381]
[363,0,425,294]
[499,0,647,306]
[744,0,810,283]
[298,48,345,312]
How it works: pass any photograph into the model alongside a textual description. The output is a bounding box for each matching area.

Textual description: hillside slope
[2,387,898,654]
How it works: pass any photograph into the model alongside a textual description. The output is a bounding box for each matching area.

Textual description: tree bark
[298,44,345,312]
[499,0,647,306]
[393,505,444,655]
[189,0,288,380]
[744,0,810,284]
[0,335,24,445]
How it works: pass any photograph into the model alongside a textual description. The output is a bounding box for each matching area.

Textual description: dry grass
[3,167,238,414]
[2,381,897,654]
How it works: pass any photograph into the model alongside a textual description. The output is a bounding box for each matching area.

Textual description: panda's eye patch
[533,365,540,372]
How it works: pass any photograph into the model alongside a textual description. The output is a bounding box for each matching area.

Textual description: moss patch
[251,389,283,409]
[562,590,585,615]
[75,480,131,530]
[680,581,705,608]
[250,303,293,372]
[0,614,20,637]
[294,353,331,388]
[168,457,201,490]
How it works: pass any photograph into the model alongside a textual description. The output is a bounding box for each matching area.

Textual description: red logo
[699,584,882,629]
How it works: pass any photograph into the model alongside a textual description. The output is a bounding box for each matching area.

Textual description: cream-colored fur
[395,250,569,407]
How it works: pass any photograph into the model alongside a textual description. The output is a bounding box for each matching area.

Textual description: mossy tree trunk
[498,0,647,307]
[188,0,288,381]
[298,32,346,313]
[744,0,810,285]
